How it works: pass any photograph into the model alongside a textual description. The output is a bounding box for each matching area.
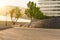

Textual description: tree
[25,1,44,27]
[9,7,21,25]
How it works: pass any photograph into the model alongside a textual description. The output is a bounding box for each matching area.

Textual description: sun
[0,2,5,8]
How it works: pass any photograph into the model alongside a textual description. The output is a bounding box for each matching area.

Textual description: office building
[38,0,60,16]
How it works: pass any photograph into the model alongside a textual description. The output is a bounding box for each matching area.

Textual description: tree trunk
[12,19,18,25]
[12,22,15,25]
[28,17,33,27]
[11,18,17,25]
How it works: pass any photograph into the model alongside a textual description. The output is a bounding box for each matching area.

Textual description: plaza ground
[0,27,60,40]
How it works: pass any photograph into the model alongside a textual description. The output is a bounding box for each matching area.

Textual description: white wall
[38,0,60,16]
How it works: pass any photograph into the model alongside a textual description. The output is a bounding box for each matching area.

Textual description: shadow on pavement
[0,26,13,31]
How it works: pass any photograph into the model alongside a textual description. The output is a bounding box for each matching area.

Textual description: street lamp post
[6,13,7,26]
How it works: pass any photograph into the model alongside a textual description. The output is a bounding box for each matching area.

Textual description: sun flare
[0,2,5,8]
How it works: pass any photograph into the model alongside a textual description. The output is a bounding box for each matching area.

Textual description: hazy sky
[0,0,38,8]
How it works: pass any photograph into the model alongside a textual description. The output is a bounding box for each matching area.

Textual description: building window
[55,6,60,8]
[57,13,60,15]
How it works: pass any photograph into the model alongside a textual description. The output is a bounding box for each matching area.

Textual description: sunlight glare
[0,15,30,22]
[0,2,5,8]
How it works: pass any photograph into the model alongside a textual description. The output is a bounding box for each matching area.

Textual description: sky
[0,0,38,8]
[0,0,38,21]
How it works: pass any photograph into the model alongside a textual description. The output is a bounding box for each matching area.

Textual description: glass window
[57,13,60,14]
[55,6,60,8]
[57,0,60,1]
[57,3,60,4]
[57,9,60,11]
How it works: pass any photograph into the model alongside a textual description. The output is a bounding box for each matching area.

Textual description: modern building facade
[38,0,60,16]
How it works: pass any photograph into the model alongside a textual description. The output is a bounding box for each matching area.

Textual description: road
[0,27,60,40]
